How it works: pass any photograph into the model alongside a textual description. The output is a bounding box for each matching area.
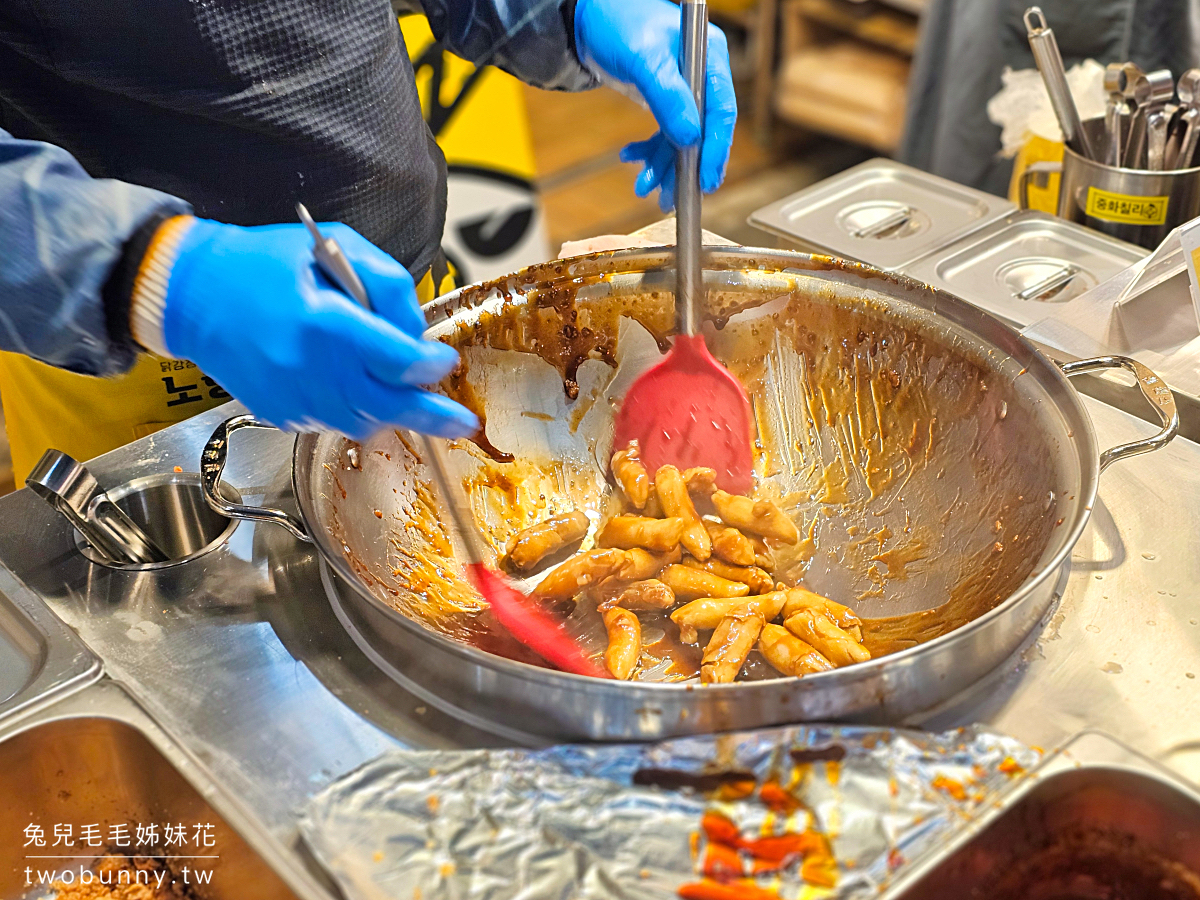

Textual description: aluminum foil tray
[0,565,99,724]
[748,159,1015,271]
[901,210,1148,328]
[300,725,1038,900]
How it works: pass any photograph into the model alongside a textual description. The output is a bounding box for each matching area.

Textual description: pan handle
[201,414,312,542]
[1061,356,1179,470]
[1018,160,1063,210]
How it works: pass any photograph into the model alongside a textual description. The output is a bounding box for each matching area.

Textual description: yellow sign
[399,15,548,283]
[1085,187,1169,226]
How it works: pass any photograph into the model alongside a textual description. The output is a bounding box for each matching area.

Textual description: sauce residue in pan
[330,255,1062,677]
[643,618,703,680]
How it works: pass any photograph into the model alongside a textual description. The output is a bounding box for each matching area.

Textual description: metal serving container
[0,679,321,900]
[748,158,1016,270]
[882,730,1200,898]
[0,565,98,724]
[901,210,1148,327]
[1020,117,1200,250]
[202,248,1178,743]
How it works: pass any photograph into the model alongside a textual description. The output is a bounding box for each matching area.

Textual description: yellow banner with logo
[400,15,549,284]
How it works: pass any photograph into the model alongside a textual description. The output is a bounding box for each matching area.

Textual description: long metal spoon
[1147,102,1175,171]
[1125,69,1174,168]
[1103,62,1140,166]
[1171,69,1200,169]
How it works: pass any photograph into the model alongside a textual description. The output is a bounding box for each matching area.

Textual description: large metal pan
[201,248,1177,742]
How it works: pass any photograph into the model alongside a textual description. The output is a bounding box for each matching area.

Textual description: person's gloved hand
[574,0,737,211]
[161,219,479,440]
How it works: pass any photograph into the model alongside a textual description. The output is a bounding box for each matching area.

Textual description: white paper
[1021,221,1200,399]
[1178,216,1200,333]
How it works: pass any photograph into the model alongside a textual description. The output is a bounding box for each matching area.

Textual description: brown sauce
[644,622,703,680]
[632,767,757,794]
[790,745,847,764]
[447,359,513,463]
[336,253,1061,676]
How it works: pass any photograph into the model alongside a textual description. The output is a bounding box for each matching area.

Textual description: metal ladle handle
[297,202,369,309]
[293,211,491,567]
[1061,356,1179,470]
[675,0,707,337]
[416,433,488,568]
[1025,7,1095,160]
[201,415,312,541]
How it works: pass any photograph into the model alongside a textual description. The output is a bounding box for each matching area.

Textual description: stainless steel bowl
[0,681,311,900]
[203,248,1176,741]
[882,730,1200,899]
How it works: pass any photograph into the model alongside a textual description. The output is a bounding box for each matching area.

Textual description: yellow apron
[0,268,455,484]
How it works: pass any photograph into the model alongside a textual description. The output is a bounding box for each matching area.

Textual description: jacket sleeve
[394,0,598,91]
[0,128,191,376]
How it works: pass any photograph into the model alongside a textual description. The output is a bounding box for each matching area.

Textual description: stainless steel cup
[1020,117,1200,248]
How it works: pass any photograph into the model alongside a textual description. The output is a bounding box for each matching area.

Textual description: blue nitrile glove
[574,0,737,212]
[161,219,479,440]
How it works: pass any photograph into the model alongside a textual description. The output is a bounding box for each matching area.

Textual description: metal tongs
[296,203,604,677]
[26,450,169,565]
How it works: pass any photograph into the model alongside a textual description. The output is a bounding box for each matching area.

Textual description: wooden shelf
[773,41,909,152]
[792,0,919,56]
[757,0,915,151]
[875,0,926,16]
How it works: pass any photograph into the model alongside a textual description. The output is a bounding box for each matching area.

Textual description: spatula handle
[675,0,707,337]
[419,433,488,567]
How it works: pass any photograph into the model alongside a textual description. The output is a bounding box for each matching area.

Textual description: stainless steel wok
[201,248,1177,742]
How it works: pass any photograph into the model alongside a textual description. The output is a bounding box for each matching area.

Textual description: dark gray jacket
[0,0,593,375]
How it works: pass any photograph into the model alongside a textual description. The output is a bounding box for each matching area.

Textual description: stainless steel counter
[1,393,1199,891]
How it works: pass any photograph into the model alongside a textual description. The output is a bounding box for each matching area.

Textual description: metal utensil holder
[1020,117,1200,249]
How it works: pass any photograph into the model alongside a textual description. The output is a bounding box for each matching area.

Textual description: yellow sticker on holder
[1085,187,1170,225]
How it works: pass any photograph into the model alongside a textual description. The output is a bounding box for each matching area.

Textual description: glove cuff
[129,215,197,358]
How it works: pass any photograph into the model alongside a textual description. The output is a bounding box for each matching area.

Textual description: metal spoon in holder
[1103,62,1141,167]
[1125,69,1174,169]
[1170,69,1200,170]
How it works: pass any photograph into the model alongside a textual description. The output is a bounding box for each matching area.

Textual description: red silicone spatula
[420,434,608,678]
[612,0,754,494]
